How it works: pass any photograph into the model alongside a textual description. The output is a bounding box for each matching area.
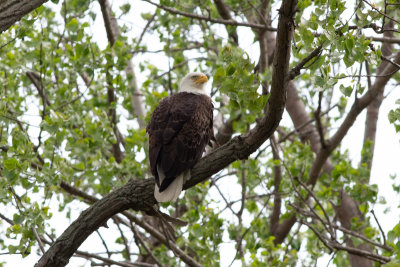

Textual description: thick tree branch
[213,0,238,45]
[99,0,125,163]
[99,0,146,129]
[363,21,394,171]
[35,0,298,265]
[327,51,400,154]
[0,0,47,33]
[270,136,282,235]
[277,50,400,267]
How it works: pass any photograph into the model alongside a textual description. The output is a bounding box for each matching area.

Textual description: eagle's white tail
[154,165,183,202]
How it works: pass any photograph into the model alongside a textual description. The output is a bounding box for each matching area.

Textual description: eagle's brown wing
[146,92,213,192]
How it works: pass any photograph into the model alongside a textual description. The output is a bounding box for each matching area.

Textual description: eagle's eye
[190,75,199,80]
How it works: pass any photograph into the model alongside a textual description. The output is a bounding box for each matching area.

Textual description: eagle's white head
[179,72,209,95]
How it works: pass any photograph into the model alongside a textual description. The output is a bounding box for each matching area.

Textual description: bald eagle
[146,72,214,202]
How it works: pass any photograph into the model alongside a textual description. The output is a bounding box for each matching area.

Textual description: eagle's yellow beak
[195,74,208,84]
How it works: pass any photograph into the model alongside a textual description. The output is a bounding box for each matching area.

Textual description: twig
[326,251,337,267]
[122,211,202,267]
[54,72,92,111]
[381,54,400,69]
[153,57,209,79]
[301,220,333,252]
[362,0,400,26]
[289,181,333,238]
[245,0,268,25]
[281,104,338,144]
[294,177,335,240]
[0,213,14,225]
[132,43,204,55]
[294,204,392,251]
[228,199,270,267]
[329,68,400,79]
[141,0,276,30]
[237,161,246,218]
[0,34,19,51]
[74,251,152,267]
[117,223,131,261]
[289,44,324,80]
[371,209,387,246]
[131,226,163,267]
[26,71,51,107]
[135,12,156,50]
[331,242,390,264]
[368,36,400,44]
[32,227,45,254]
[213,182,236,215]
[96,230,112,261]
[314,91,327,148]
[210,171,237,183]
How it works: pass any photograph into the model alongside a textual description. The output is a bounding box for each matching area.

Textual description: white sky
[1,0,400,266]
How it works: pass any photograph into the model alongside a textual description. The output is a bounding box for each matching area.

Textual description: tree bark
[284,51,400,267]
[0,0,48,33]
[35,179,155,267]
[98,0,146,129]
[35,0,298,265]
[363,21,394,170]
[213,0,238,45]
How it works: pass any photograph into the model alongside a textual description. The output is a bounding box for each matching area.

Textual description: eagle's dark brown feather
[146,92,214,192]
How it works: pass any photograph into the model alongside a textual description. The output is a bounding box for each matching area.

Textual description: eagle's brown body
[146,92,214,202]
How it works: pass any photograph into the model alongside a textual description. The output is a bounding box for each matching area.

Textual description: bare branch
[288,44,324,80]
[141,0,276,31]
[369,36,400,44]
[371,210,387,247]
[362,0,400,26]
[96,230,112,260]
[270,136,282,235]
[74,251,152,267]
[135,13,156,49]
[0,213,13,225]
[32,227,46,255]
[131,226,163,267]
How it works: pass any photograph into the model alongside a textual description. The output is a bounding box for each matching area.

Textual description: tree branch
[213,0,238,45]
[141,0,276,31]
[35,0,298,265]
[270,136,282,235]
[288,44,324,80]
[99,0,146,129]
[0,0,48,33]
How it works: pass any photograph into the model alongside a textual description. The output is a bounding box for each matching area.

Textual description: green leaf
[226,64,236,76]
[13,214,25,224]
[345,37,355,52]
[66,18,79,32]
[120,3,131,14]
[213,67,225,86]
[4,158,18,170]
[388,110,397,123]
[340,84,353,97]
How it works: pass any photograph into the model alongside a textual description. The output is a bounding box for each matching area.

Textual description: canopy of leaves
[1,0,400,266]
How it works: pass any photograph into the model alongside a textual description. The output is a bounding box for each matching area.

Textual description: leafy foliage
[1,0,400,266]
